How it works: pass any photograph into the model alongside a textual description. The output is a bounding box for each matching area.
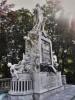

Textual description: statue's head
[7,62,12,68]
[21,60,25,65]
[36,3,40,7]
[36,3,41,8]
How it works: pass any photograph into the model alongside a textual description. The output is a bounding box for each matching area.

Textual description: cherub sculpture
[7,53,26,79]
[7,62,19,79]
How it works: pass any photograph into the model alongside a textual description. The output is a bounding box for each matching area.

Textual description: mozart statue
[33,4,44,31]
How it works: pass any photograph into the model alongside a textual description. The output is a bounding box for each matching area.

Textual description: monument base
[33,86,64,100]
[8,73,33,100]
[33,72,64,100]
[8,94,33,100]
[8,72,64,100]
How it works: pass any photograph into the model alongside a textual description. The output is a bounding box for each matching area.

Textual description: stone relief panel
[41,40,52,65]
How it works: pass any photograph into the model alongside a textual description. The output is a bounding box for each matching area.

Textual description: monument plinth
[8,4,64,100]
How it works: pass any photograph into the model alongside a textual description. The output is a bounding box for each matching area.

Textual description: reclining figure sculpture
[7,53,32,79]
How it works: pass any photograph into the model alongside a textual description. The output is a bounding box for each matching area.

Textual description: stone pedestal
[8,73,33,100]
[33,72,64,100]
[8,72,64,100]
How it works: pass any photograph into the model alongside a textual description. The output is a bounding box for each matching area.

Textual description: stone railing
[0,78,11,91]
[10,80,33,93]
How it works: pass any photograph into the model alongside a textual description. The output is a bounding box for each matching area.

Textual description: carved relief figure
[53,52,59,69]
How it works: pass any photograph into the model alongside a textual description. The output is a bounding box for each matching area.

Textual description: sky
[7,0,46,11]
[0,0,75,16]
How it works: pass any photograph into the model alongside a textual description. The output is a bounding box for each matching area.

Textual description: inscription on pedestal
[41,40,51,64]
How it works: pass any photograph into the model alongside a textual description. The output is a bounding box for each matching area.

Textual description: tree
[7,8,33,64]
[0,0,14,77]
[44,0,75,78]
[0,0,14,16]
[0,8,33,77]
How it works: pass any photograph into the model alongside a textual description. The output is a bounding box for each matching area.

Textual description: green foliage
[44,1,75,84]
[7,9,33,63]
[0,8,33,77]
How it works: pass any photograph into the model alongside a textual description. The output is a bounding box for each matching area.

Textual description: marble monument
[8,4,64,100]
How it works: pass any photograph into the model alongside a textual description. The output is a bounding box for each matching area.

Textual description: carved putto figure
[7,63,19,79]
[7,53,26,79]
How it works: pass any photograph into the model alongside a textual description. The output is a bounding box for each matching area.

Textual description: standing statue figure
[33,4,44,31]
